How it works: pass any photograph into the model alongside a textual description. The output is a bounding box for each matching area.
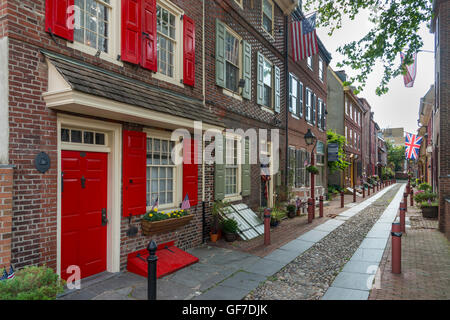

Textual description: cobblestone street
[245,185,402,300]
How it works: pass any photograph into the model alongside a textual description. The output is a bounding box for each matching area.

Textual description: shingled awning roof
[42,50,224,128]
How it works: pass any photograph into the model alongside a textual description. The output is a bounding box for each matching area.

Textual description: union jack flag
[290,14,319,61]
[405,133,423,160]
[7,266,15,280]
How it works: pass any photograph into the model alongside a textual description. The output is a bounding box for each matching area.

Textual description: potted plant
[306,165,319,175]
[210,200,225,242]
[420,201,438,219]
[286,204,296,219]
[270,207,285,227]
[221,218,239,242]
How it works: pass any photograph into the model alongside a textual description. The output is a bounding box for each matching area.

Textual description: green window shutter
[214,135,225,201]
[256,51,264,105]
[241,138,251,196]
[215,19,226,88]
[274,65,281,113]
[242,40,252,100]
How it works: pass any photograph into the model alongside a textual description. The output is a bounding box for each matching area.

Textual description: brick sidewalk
[369,205,450,300]
[209,190,383,258]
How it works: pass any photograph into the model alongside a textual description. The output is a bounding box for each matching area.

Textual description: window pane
[61,129,70,142]
[84,131,94,144]
[225,32,239,66]
[263,0,273,18]
[95,133,105,145]
[263,15,272,33]
[226,62,239,92]
[71,130,82,143]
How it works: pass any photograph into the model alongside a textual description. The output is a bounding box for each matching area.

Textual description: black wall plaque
[35,152,51,173]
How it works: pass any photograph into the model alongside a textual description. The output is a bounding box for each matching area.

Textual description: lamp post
[305,129,317,221]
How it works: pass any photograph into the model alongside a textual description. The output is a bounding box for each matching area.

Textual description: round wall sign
[35,152,51,173]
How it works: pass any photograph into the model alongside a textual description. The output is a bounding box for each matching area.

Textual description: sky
[314,10,435,135]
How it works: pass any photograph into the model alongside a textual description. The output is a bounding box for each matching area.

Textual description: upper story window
[350,103,353,120]
[263,57,273,108]
[225,29,241,93]
[345,126,348,145]
[289,73,304,118]
[262,0,274,35]
[74,0,111,53]
[307,56,313,70]
[319,57,324,82]
[156,4,178,78]
[305,88,312,123]
[345,97,349,115]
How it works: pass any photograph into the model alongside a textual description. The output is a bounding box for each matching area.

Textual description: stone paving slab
[359,238,389,250]
[296,230,330,243]
[279,239,314,253]
[193,284,250,300]
[332,271,374,291]
[342,260,380,275]
[365,229,391,239]
[219,271,267,291]
[313,219,345,232]
[264,248,304,264]
[322,287,370,300]
[242,258,286,277]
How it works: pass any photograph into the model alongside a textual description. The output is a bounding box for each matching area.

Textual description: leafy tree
[386,140,405,171]
[303,0,433,95]
[327,130,350,173]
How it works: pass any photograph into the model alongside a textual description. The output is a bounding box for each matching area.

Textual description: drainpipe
[284,15,289,187]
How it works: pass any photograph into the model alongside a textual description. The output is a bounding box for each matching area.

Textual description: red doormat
[126,241,199,279]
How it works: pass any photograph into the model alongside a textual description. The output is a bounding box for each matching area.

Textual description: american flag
[400,52,417,88]
[181,194,191,210]
[151,196,159,211]
[290,14,319,62]
[7,266,15,280]
[405,133,423,160]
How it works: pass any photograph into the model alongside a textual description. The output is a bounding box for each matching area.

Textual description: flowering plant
[142,208,190,222]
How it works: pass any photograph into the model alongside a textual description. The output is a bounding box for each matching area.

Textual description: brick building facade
[431,0,450,240]
[286,8,331,202]
[0,0,300,280]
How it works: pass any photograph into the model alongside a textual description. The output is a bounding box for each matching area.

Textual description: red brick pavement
[369,205,450,300]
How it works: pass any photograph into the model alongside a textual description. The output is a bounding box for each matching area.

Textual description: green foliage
[0,266,65,300]
[306,165,320,175]
[327,130,350,173]
[420,201,438,208]
[414,191,437,203]
[303,0,433,95]
[418,182,432,192]
[381,167,395,180]
[271,207,286,222]
[386,141,406,171]
[143,208,190,222]
[221,218,238,234]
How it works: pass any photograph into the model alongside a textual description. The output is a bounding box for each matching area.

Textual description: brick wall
[436,0,450,239]
[0,166,13,269]
[204,0,287,209]
[3,0,209,271]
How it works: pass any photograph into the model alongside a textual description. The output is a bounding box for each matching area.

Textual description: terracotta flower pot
[210,232,219,243]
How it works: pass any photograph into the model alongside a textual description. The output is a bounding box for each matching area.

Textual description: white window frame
[289,73,298,115]
[262,55,274,109]
[224,133,243,201]
[69,0,122,66]
[319,57,324,82]
[316,141,325,187]
[305,88,312,123]
[144,128,183,211]
[261,0,275,37]
[307,56,313,70]
[223,25,243,96]
[152,0,185,87]
[234,0,244,9]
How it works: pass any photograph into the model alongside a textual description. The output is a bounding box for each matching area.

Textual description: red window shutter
[121,0,141,65]
[183,139,199,207]
[123,130,147,217]
[45,0,74,41]
[141,0,158,71]
[183,15,196,86]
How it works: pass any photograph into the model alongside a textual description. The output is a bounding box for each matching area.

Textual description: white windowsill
[224,194,243,203]
[222,88,243,101]
[261,106,275,114]
[153,72,185,88]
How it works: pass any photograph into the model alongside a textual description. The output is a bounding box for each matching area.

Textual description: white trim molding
[57,114,122,276]
[0,37,9,164]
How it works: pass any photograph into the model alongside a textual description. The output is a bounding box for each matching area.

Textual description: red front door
[61,151,108,280]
